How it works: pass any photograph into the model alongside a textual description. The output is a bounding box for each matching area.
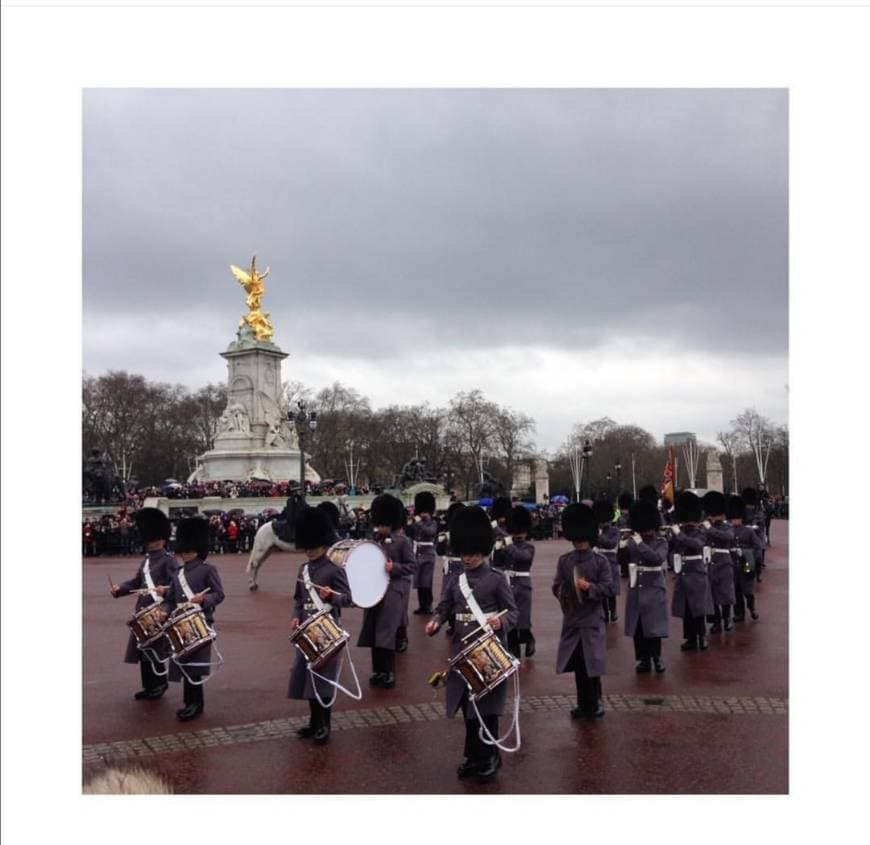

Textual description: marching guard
[289,507,352,745]
[742,487,767,581]
[357,494,416,688]
[670,492,714,653]
[436,502,467,637]
[624,500,669,673]
[702,491,736,634]
[553,503,614,719]
[409,491,438,615]
[426,506,519,784]
[616,491,634,578]
[594,498,620,623]
[503,505,536,659]
[490,496,513,571]
[728,494,764,622]
[110,507,177,700]
[161,517,225,721]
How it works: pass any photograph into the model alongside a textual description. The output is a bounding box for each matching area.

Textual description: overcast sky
[83,88,787,453]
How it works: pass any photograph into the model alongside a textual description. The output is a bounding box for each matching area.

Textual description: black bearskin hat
[675,491,702,524]
[296,507,337,550]
[371,493,404,529]
[618,492,634,511]
[316,500,340,528]
[491,496,512,521]
[507,505,532,535]
[593,498,615,525]
[175,517,210,557]
[561,503,599,544]
[446,502,466,528]
[702,491,727,517]
[638,485,659,504]
[135,507,170,543]
[741,487,759,507]
[450,506,494,556]
[629,500,660,534]
[414,491,436,515]
[726,494,746,521]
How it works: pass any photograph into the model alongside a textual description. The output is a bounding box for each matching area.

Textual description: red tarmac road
[83,521,788,794]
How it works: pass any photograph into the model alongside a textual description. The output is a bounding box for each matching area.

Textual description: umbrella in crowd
[550,495,569,504]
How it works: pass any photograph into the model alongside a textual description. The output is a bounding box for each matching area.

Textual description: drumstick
[460,609,509,643]
[295,578,344,596]
[107,573,116,591]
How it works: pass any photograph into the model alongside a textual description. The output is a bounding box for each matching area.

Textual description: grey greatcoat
[732,524,764,595]
[499,539,535,629]
[357,531,416,650]
[435,563,518,719]
[288,555,353,701]
[491,524,511,571]
[119,548,178,664]
[163,558,225,682]
[623,535,669,639]
[670,527,714,618]
[552,549,613,677]
[596,524,621,596]
[705,520,736,605]
[409,517,438,590]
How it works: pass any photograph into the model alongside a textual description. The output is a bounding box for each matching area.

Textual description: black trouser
[417,588,433,611]
[182,678,204,707]
[734,589,756,618]
[308,699,332,730]
[633,621,662,661]
[711,604,732,626]
[682,614,707,644]
[464,712,499,763]
[395,626,408,646]
[602,595,617,618]
[570,641,602,715]
[140,654,165,691]
[371,647,394,674]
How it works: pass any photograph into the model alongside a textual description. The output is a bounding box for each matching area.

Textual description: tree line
[82,371,788,498]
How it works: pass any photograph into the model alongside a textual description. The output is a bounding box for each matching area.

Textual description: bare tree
[491,408,536,492]
[717,429,744,493]
[446,390,498,499]
[731,408,776,486]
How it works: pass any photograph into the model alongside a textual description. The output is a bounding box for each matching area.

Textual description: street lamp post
[582,440,593,500]
[292,401,318,503]
[615,458,622,496]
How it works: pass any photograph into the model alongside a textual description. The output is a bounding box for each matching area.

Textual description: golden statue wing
[230,265,252,285]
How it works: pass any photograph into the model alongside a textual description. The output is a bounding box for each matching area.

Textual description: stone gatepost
[534,459,550,504]
[705,449,724,493]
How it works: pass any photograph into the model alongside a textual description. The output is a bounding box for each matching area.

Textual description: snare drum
[449,630,519,701]
[290,608,349,670]
[327,539,389,608]
[128,602,167,649]
[163,603,216,659]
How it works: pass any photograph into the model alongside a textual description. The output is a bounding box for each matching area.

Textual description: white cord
[141,646,169,677]
[469,671,522,753]
[308,646,363,707]
[172,643,224,686]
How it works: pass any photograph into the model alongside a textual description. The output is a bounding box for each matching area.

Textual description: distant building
[664,432,696,447]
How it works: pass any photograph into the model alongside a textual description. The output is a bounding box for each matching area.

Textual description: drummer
[289,507,352,745]
[357,494,416,689]
[159,517,225,722]
[110,507,177,701]
[426,506,518,784]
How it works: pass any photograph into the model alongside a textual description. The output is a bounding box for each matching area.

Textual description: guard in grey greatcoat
[436,502,467,637]
[357,494,416,689]
[702,491,736,634]
[503,505,536,659]
[409,491,438,615]
[594,498,620,623]
[728,494,764,622]
[427,506,518,784]
[111,508,177,700]
[742,487,767,580]
[490,496,513,571]
[624,500,669,673]
[616,492,634,578]
[161,517,225,722]
[289,507,352,745]
[553,504,614,719]
[670,492,714,653]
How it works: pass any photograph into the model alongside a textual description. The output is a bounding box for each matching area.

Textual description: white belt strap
[503,570,532,578]
[178,568,195,601]
[303,564,332,614]
[711,547,731,554]
[593,546,617,556]
[629,563,663,587]
[143,557,161,605]
[459,573,490,632]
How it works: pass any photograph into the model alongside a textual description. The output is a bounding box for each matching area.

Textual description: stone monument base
[190,448,320,484]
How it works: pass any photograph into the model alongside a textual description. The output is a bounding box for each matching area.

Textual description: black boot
[680,639,698,651]
[395,626,408,653]
[653,657,666,673]
[298,700,319,738]
[135,656,168,700]
[635,659,652,673]
[524,632,536,658]
[314,705,331,745]
[176,680,204,722]
[723,607,734,632]
[475,751,502,783]
[698,636,709,651]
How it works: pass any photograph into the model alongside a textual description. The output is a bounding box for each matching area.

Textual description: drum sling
[170,569,224,686]
[137,557,170,676]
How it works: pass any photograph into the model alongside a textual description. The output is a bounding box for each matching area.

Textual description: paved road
[83,520,788,793]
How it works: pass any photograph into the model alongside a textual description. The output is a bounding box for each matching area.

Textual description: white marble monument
[705,448,724,493]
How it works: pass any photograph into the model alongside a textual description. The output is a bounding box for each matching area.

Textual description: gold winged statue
[230,255,274,342]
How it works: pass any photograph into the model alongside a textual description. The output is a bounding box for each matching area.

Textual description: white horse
[245,520,295,590]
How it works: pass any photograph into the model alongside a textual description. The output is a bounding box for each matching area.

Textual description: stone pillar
[705,448,724,493]
[510,462,532,499]
[534,459,550,505]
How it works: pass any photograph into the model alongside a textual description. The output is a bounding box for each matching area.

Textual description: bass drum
[326,539,389,608]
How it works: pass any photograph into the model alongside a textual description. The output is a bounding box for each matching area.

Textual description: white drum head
[334,541,389,608]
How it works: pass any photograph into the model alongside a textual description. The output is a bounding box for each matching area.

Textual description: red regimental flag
[661,445,675,503]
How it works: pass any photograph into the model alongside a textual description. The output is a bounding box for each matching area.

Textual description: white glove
[670,525,680,536]
[702,520,712,530]
[631,532,643,545]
